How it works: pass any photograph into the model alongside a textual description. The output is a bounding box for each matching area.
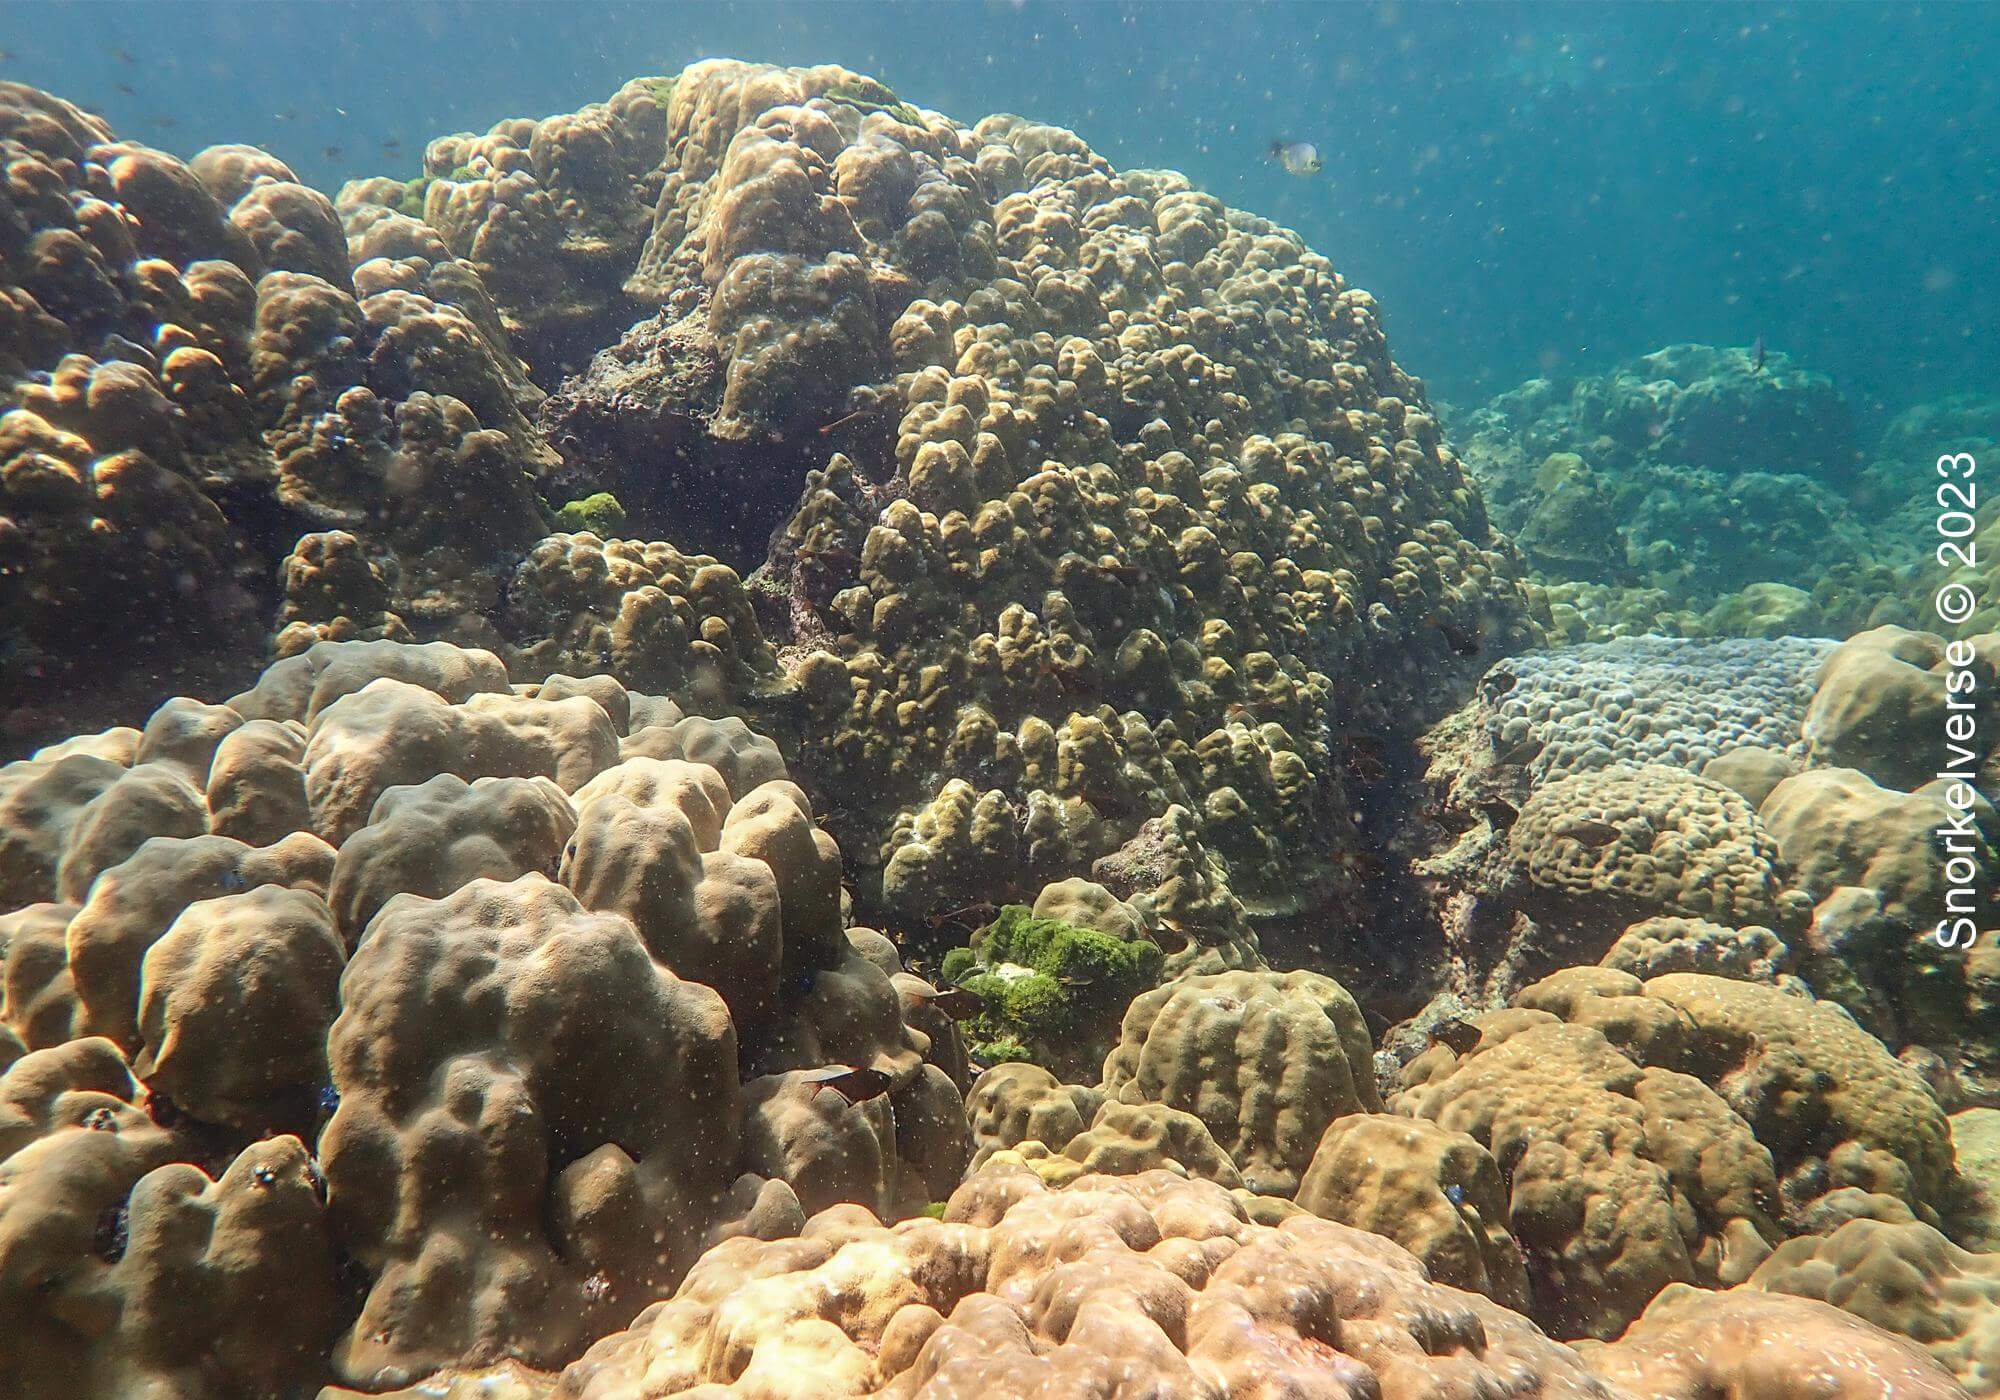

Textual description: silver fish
[1268,139,1323,177]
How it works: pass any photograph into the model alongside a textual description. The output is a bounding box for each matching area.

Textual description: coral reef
[1739,1217,2000,1393]
[0,640,966,1392]
[1451,345,1952,642]
[552,1164,1959,1400]
[0,81,558,727]
[0,52,1990,1400]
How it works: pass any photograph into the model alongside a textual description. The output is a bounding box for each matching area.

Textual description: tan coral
[1295,1111,1531,1311]
[554,1164,1957,1400]
[1515,967,1956,1230]
[0,1038,337,1400]
[1394,988,1781,1339]
[1100,968,1379,1195]
[1802,625,2000,790]
[1580,1286,1960,1399]
[1738,1217,2000,1394]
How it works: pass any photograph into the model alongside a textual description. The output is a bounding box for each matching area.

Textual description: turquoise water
[2,6,1997,1396]
[9,0,1995,410]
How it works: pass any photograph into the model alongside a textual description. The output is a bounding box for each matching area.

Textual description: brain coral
[552,1163,1957,1400]
[0,639,970,1391]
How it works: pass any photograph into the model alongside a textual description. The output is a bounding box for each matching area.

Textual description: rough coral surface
[0,82,556,726]
[553,1164,1958,1400]
[1100,968,1380,1195]
[1741,1217,2000,1394]
[1394,993,1782,1339]
[0,639,969,1392]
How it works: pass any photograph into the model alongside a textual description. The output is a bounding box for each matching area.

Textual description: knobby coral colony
[0,60,1994,1400]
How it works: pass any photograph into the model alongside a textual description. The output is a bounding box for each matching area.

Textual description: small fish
[1750,334,1767,375]
[797,1064,893,1104]
[1094,561,1147,585]
[1560,816,1621,848]
[1481,667,1518,698]
[110,46,135,63]
[0,48,16,63]
[910,985,985,1019]
[150,114,179,129]
[317,1083,341,1117]
[1444,1182,1467,1208]
[322,145,345,160]
[380,137,402,151]
[275,107,299,122]
[817,402,894,435]
[114,82,136,96]
[1475,796,1519,831]
[1267,138,1323,177]
[1430,1017,1483,1055]
[1432,619,1484,657]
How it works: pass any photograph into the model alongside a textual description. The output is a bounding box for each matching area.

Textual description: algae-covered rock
[939,903,1162,1079]
[554,492,629,536]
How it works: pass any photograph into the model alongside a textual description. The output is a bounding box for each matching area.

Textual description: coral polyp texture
[551,1165,1959,1400]
[4,60,1542,972]
[0,639,969,1394]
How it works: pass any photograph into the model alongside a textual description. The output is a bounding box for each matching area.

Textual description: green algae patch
[556,491,629,537]
[394,175,434,218]
[825,78,923,127]
[942,905,1162,1079]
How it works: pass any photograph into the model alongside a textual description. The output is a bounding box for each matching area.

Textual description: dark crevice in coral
[538,312,903,592]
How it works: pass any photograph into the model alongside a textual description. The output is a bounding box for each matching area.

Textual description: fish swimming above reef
[1268,138,1323,176]
[1750,333,1767,375]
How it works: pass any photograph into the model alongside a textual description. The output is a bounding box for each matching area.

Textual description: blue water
[7,1,1994,414]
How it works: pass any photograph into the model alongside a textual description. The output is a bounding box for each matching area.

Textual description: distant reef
[1453,342,2000,641]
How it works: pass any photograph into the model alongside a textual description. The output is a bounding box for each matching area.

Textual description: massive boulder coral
[8,61,1539,960]
[1513,968,1959,1230]
[1803,625,2000,790]
[1099,967,1380,1195]
[0,1038,338,1400]
[1738,1217,2000,1394]
[463,57,1538,942]
[0,639,970,1388]
[1294,1111,1532,1311]
[1506,763,1801,934]
[0,83,557,727]
[1577,1286,1960,1400]
[551,1163,1959,1400]
[1393,992,1782,1339]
